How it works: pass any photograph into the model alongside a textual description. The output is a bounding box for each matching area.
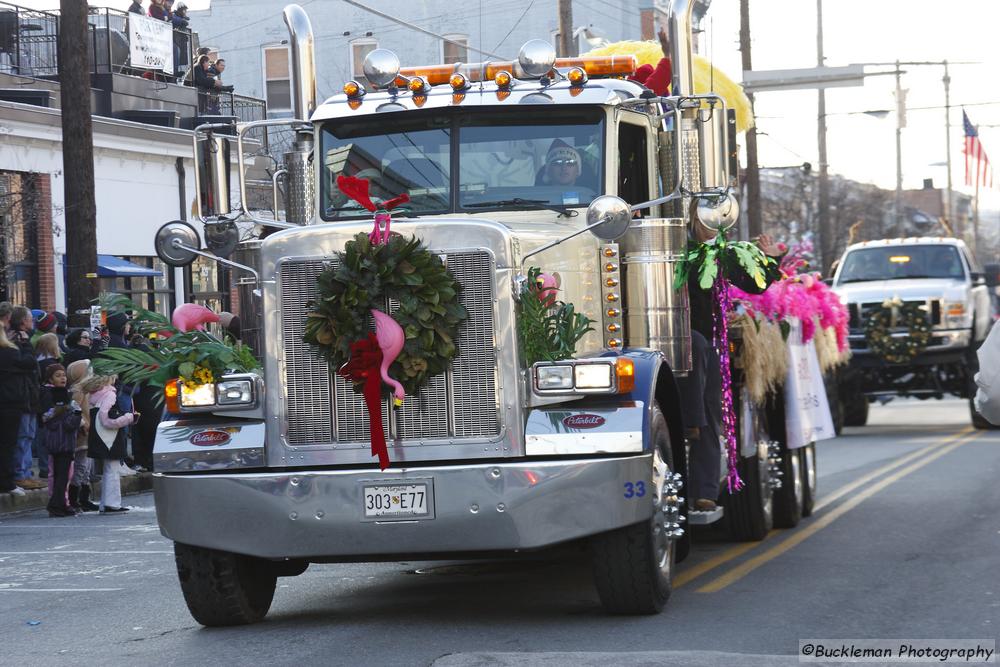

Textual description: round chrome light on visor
[518,39,556,78]
[362,48,401,88]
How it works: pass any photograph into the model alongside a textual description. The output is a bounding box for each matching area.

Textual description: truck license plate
[362,483,430,520]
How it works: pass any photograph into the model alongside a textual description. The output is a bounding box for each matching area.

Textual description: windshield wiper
[464,198,577,217]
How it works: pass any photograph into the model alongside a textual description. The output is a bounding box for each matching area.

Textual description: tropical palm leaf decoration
[90,294,260,402]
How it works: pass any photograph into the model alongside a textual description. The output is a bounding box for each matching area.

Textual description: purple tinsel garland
[712,278,743,492]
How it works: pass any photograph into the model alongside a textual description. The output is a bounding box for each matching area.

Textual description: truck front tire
[773,445,803,528]
[174,542,277,626]
[589,404,675,614]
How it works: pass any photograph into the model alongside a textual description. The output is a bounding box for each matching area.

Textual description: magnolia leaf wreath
[863,297,932,364]
[674,231,781,493]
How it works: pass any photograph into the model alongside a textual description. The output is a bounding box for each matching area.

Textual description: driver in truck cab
[540,140,582,187]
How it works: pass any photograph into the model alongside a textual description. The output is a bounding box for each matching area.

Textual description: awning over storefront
[96,255,163,278]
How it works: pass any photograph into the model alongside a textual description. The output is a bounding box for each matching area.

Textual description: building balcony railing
[0,2,265,126]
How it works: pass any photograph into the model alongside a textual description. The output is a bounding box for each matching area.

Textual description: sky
[16,0,1000,212]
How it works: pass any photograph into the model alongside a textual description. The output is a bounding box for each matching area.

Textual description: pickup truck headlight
[533,358,634,395]
[943,302,969,328]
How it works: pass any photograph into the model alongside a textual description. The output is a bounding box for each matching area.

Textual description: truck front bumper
[154,455,652,559]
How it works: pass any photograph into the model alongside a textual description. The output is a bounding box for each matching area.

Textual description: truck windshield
[320,109,604,220]
[837,245,966,283]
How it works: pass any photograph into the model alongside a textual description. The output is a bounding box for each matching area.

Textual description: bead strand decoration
[712,279,743,492]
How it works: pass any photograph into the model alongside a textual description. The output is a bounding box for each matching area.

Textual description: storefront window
[99,256,173,317]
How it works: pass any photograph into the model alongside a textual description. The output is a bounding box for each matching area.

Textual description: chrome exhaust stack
[282,4,317,224]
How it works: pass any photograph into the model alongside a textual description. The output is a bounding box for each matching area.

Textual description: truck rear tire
[843,393,869,427]
[589,404,675,614]
[174,542,277,626]
[800,443,817,517]
[725,443,774,541]
[773,445,803,528]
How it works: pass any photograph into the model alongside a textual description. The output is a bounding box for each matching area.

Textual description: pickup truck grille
[279,251,500,446]
[848,298,942,332]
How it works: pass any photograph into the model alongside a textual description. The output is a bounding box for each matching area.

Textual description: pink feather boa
[731,271,849,352]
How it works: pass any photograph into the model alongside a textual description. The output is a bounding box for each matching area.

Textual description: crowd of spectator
[0,301,162,517]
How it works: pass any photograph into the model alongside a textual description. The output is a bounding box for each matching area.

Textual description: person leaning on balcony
[194,55,221,112]
[128,0,144,14]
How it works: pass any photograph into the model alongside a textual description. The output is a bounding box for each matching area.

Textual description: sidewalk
[0,473,154,514]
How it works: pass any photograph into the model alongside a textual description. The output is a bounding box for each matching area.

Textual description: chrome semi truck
[150,1,809,626]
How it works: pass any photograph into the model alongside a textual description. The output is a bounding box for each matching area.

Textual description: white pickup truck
[831,237,995,429]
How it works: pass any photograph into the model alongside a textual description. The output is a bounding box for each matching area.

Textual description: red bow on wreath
[338,333,390,470]
[336,175,410,245]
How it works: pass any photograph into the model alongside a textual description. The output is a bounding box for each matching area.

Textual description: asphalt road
[2,398,998,666]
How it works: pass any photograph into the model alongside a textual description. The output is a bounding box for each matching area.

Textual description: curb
[0,473,154,515]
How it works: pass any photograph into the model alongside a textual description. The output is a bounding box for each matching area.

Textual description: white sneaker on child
[8,487,26,496]
[118,462,137,476]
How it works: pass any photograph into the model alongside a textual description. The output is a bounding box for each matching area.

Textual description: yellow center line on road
[674,426,973,589]
[810,425,973,514]
[695,430,983,594]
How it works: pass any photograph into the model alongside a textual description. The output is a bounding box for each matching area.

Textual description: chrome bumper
[154,455,652,559]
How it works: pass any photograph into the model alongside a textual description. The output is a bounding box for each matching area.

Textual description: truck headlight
[217,378,253,405]
[944,302,969,328]
[180,382,216,407]
[536,365,574,390]
[533,358,634,395]
[175,373,259,412]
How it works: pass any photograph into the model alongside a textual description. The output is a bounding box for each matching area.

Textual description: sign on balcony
[128,14,174,74]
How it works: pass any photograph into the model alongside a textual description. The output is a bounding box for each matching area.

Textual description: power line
[341,0,504,59]
[493,0,535,53]
[199,0,319,43]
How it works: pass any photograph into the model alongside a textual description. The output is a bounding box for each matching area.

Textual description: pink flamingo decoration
[370,309,406,407]
[535,272,560,308]
[172,303,220,332]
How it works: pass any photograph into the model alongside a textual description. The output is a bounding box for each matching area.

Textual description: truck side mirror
[155,220,200,268]
[586,195,632,241]
[971,271,986,286]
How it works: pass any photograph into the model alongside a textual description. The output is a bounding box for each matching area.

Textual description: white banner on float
[785,319,836,449]
[128,14,174,74]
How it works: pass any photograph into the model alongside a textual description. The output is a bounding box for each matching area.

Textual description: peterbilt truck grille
[280,251,500,446]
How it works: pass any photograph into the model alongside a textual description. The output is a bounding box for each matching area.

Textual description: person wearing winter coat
[66,360,99,512]
[974,322,1000,425]
[32,331,62,481]
[39,364,82,517]
[0,327,38,496]
[62,328,95,368]
[83,375,138,514]
[8,306,43,490]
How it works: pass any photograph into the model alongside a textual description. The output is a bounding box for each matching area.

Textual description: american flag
[963,110,993,189]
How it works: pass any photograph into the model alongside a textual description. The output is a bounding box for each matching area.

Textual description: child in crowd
[39,364,82,517]
[66,360,98,512]
[82,373,138,514]
[34,331,63,481]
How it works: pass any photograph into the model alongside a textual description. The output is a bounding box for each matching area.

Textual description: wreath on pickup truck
[863,297,932,364]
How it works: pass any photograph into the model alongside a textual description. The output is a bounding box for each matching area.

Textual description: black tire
[773,444,803,528]
[589,403,675,615]
[725,445,774,541]
[843,392,869,427]
[724,394,773,541]
[174,542,277,627]
[800,443,817,517]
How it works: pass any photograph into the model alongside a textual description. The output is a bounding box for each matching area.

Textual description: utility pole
[894,60,904,235]
[557,0,575,57]
[739,0,762,240]
[943,60,953,230]
[815,0,830,274]
[58,0,99,326]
